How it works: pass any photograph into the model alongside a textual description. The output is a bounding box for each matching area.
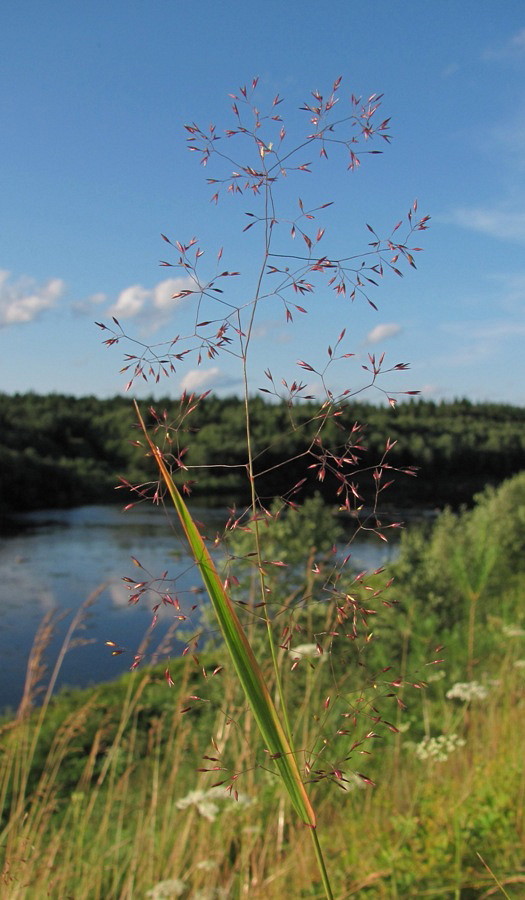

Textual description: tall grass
[5,77,524,897]
[3,476,525,897]
[93,77,430,892]
[1,590,524,897]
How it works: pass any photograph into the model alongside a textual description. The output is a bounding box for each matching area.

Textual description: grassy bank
[2,476,525,897]
[1,650,523,897]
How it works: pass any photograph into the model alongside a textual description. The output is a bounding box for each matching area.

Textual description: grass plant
[96,76,429,896]
[2,78,524,897]
[1,569,524,897]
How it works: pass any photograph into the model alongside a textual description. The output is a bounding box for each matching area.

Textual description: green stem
[221,141,331,896]
[240,172,294,745]
[466,591,478,681]
[310,827,334,900]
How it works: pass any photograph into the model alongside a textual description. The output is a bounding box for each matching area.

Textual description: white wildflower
[289,643,323,660]
[513,659,525,670]
[175,786,251,821]
[415,733,466,763]
[446,681,489,702]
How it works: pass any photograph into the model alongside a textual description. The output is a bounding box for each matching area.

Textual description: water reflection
[0,504,398,712]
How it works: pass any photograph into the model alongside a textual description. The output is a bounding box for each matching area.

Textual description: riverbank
[0,502,400,713]
[2,474,525,894]
[2,605,523,897]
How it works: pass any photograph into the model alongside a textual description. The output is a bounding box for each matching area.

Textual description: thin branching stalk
[240,168,295,749]
[92,77,432,896]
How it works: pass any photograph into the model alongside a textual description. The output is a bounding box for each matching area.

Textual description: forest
[1,391,525,516]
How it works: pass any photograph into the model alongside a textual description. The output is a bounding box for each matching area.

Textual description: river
[0,504,400,713]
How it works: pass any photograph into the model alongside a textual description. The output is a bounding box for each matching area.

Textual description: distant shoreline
[1,392,523,518]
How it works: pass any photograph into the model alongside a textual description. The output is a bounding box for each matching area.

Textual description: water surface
[0,504,398,712]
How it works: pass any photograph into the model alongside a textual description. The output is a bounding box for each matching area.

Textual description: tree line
[1,391,524,516]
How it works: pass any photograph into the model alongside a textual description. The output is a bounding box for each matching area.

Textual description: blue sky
[2,1,525,405]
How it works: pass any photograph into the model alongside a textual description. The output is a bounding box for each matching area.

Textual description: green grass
[3,474,525,897]
[1,614,524,898]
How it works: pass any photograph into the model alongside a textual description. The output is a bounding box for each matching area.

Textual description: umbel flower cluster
[445,681,489,702]
[415,733,466,763]
[175,786,251,822]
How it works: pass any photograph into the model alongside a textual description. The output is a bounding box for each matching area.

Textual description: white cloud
[366,323,402,343]
[110,284,150,319]
[88,292,106,306]
[448,206,525,244]
[152,280,189,311]
[71,292,108,316]
[483,28,525,61]
[0,270,65,327]
[511,28,525,51]
[106,276,194,331]
[468,319,525,341]
[179,367,221,393]
[419,384,442,398]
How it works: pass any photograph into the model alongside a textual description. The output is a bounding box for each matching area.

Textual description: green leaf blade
[134,401,316,827]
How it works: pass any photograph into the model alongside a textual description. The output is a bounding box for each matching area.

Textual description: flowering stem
[240,169,294,746]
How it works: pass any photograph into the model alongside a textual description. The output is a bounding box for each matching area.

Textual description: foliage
[5,73,524,897]
[1,604,524,896]
[2,473,525,895]
[2,391,525,517]
[386,470,525,682]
